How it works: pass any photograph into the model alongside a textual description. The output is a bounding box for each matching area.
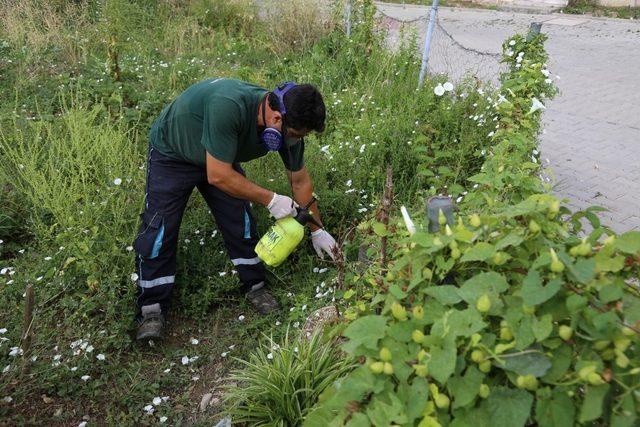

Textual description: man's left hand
[311,229,337,260]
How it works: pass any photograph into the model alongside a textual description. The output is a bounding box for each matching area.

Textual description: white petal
[434,85,445,96]
[153,397,162,405]
[443,82,454,92]
[113,178,122,186]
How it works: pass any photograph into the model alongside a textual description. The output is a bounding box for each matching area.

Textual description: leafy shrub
[305,32,640,426]
[224,330,356,425]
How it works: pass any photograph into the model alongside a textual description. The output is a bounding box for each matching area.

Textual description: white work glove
[266,193,298,219]
[311,229,337,260]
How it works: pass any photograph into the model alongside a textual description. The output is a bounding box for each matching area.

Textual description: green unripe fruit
[414,364,429,377]
[614,338,631,352]
[471,333,482,346]
[528,220,541,234]
[478,384,490,399]
[587,372,605,385]
[369,361,384,374]
[383,362,394,375]
[500,327,514,341]
[451,248,461,259]
[434,394,450,409]
[417,349,428,362]
[548,200,560,215]
[558,325,573,341]
[386,271,396,282]
[569,246,579,257]
[622,326,635,337]
[391,303,408,321]
[471,350,485,363]
[438,210,447,226]
[413,306,424,320]
[479,360,492,373]
[630,368,640,375]
[516,374,538,390]
[492,252,506,265]
[615,353,629,368]
[604,235,615,246]
[476,294,491,313]
[577,242,591,256]
[579,365,597,380]
[380,347,392,362]
[594,340,610,351]
[470,214,481,228]
[445,224,453,236]
[449,241,458,250]
[423,267,433,280]
[412,329,425,344]
[522,304,535,315]
[550,260,565,273]
[601,349,615,361]
[433,237,443,247]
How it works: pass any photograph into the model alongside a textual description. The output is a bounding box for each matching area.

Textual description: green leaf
[535,388,576,427]
[566,258,596,285]
[344,413,370,427]
[480,387,533,427]
[566,294,588,312]
[372,222,389,237]
[460,242,496,262]
[579,384,610,423]
[622,294,640,325]
[495,232,524,250]
[592,311,619,331]
[423,285,463,305]
[429,335,457,384]
[599,284,623,303]
[594,251,625,273]
[532,314,553,342]
[448,366,483,409]
[457,272,509,304]
[366,392,407,426]
[515,315,536,350]
[614,231,640,254]
[448,309,487,337]
[397,378,429,422]
[342,315,387,354]
[500,350,552,377]
[542,344,573,382]
[521,270,561,306]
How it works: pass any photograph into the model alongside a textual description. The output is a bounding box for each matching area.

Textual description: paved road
[376,2,640,232]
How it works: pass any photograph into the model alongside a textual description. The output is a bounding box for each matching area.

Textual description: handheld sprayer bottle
[255,195,322,267]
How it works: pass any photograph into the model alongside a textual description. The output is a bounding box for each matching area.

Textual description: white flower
[218,271,226,276]
[126,246,133,252]
[153,397,162,406]
[78,422,87,427]
[443,82,454,92]
[3,396,12,403]
[238,315,245,321]
[267,353,273,360]
[434,84,445,96]
[85,345,94,353]
[221,352,228,357]
[509,39,516,46]
[3,365,10,373]
[159,416,168,423]
[71,367,78,372]
[346,179,352,187]
[143,404,155,414]
[529,97,546,114]
[301,305,307,311]
[9,347,22,357]
[294,347,299,353]
[181,356,189,365]
[96,354,105,361]
[81,375,90,381]
[130,273,139,282]
[163,368,171,373]
[275,321,281,326]
[541,69,550,77]
[0,328,6,334]
[113,178,122,186]
[190,338,199,345]
[44,257,52,261]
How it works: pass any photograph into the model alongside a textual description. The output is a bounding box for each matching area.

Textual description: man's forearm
[211,170,273,206]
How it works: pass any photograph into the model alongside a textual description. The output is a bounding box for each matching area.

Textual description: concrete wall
[596,0,638,7]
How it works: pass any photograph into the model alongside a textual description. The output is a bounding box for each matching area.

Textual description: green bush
[224,330,356,425]
[305,32,640,427]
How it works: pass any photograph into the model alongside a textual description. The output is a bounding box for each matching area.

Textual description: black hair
[268,84,326,133]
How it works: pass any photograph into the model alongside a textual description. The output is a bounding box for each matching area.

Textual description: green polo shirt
[149,78,304,171]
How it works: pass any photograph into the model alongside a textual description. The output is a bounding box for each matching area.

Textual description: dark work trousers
[133,146,265,317]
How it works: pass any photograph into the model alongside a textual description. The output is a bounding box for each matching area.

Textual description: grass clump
[225,330,356,426]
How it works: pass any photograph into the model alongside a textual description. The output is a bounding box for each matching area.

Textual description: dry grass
[0,0,90,64]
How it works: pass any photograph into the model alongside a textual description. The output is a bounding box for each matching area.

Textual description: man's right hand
[267,193,298,219]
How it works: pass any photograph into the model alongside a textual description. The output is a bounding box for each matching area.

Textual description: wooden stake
[380,165,394,270]
[21,284,35,375]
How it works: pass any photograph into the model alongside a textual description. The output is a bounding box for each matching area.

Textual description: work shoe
[136,303,165,341]
[246,285,280,315]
